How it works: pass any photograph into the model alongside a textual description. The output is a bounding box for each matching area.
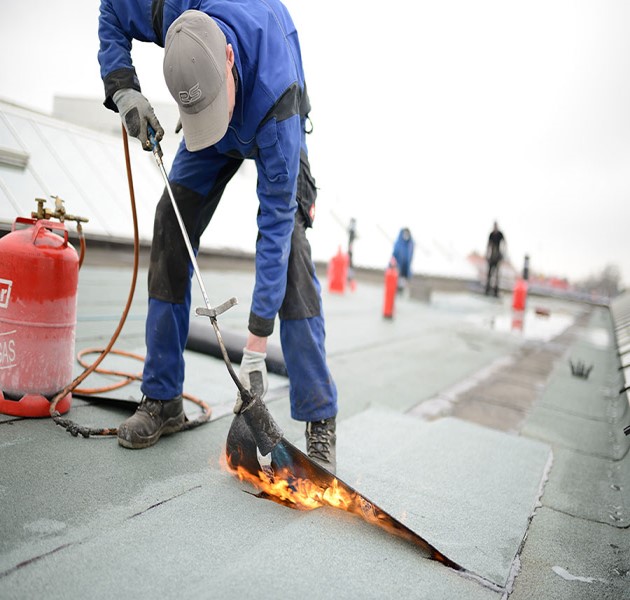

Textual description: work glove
[234,348,268,414]
[112,88,164,151]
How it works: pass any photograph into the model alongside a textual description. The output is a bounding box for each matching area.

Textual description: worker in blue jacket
[392,228,415,293]
[98,0,338,471]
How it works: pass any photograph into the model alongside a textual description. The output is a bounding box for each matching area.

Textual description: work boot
[118,396,185,449]
[305,417,336,473]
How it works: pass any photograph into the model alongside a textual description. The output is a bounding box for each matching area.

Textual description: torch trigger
[196,297,238,320]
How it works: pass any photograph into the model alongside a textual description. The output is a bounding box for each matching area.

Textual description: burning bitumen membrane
[224,413,504,592]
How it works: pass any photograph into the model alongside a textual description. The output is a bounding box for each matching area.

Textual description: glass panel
[0,102,260,255]
[0,166,45,222]
[0,112,25,151]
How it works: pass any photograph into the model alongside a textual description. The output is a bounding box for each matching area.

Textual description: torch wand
[147,127,283,455]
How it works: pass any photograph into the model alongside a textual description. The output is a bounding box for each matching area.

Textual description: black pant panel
[148,158,243,303]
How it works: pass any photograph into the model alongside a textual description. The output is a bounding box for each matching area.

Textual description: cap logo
[179,83,202,105]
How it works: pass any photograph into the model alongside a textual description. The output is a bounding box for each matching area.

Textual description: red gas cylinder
[383,259,399,319]
[0,217,79,417]
[512,277,528,312]
[327,246,348,294]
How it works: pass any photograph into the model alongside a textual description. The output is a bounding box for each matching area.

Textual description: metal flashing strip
[0,146,29,169]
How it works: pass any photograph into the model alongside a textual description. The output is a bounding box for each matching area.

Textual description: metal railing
[609,291,630,436]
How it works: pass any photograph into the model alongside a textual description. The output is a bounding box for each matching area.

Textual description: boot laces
[307,420,333,461]
[137,397,161,419]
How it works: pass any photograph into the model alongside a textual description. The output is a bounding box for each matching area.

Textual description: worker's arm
[98,0,145,109]
[234,340,269,413]
[97,0,164,148]
[233,116,300,414]
[233,332,269,413]
[248,114,301,338]
[246,333,268,353]
[112,88,164,150]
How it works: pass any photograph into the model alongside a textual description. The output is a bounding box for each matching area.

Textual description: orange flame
[222,450,355,512]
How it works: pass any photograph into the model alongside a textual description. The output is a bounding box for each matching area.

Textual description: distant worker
[392,227,415,293]
[485,221,506,297]
[522,254,530,281]
[347,218,357,287]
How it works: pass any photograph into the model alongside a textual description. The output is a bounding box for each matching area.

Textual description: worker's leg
[119,146,242,448]
[279,210,338,471]
[493,262,501,296]
[279,210,337,421]
[142,148,243,400]
[486,261,497,295]
[278,151,337,470]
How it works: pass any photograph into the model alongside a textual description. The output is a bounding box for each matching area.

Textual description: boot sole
[117,417,185,449]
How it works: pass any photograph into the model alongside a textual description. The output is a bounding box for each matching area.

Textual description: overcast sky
[1,1,629,286]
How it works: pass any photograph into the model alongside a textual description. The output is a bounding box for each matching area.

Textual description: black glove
[113,88,164,151]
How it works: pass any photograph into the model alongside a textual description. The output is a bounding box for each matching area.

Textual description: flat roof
[1,253,627,598]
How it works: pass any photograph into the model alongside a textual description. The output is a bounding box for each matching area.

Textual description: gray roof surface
[1,249,628,599]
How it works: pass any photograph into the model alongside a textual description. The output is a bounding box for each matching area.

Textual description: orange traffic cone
[328,246,348,293]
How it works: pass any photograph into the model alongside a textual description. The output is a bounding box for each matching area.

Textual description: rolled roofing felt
[186,320,287,376]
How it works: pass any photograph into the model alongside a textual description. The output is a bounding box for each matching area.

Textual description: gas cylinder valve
[32,196,89,226]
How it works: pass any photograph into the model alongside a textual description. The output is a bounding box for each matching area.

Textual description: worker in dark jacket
[485,221,506,297]
[98,0,338,471]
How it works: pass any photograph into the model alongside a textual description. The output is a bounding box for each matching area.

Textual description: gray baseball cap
[163,10,229,151]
